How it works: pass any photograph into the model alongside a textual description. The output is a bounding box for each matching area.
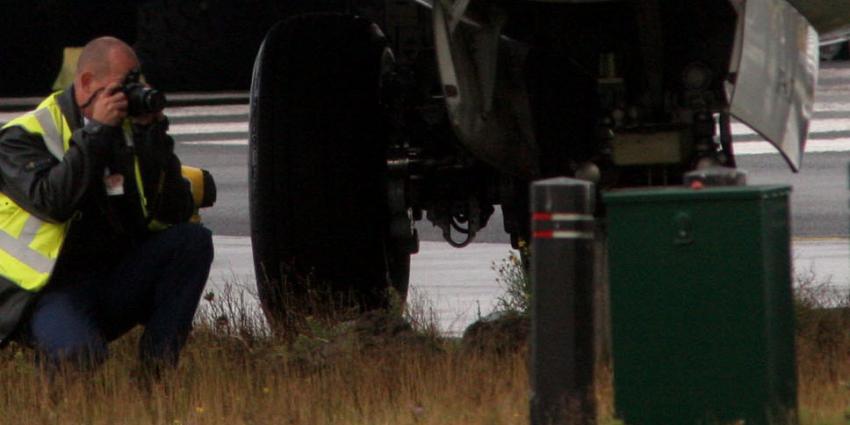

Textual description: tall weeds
[4,257,850,424]
[0,283,528,425]
[793,266,850,424]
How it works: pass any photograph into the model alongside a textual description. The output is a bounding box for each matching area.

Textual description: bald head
[74,37,141,117]
[76,36,137,79]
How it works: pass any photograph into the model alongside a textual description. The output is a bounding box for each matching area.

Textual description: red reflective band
[533,230,595,240]
[534,212,594,222]
[532,212,552,222]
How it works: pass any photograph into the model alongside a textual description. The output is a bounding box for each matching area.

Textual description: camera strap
[78,87,105,110]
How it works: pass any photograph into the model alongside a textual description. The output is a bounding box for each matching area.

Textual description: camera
[121,69,166,116]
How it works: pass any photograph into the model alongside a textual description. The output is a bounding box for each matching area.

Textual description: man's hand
[132,111,165,126]
[91,83,127,126]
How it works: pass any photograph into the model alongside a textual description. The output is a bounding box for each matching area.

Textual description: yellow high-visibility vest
[0,92,149,292]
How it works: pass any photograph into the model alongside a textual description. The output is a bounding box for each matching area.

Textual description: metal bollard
[530,177,597,425]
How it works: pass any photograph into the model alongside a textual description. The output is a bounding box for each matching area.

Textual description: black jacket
[0,87,194,341]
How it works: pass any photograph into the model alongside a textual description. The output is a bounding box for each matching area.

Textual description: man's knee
[32,330,107,370]
[25,292,103,368]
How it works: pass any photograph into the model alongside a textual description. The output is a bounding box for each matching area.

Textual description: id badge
[104,169,124,196]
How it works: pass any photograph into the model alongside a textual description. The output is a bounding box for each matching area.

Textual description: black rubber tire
[249,14,410,326]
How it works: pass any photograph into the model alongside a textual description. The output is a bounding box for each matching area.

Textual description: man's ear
[79,71,94,92]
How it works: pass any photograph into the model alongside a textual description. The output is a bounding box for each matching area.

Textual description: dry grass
[794,267,850,424]
[4,263,850,424]
[0,333,530,425]
[0,285,530,425]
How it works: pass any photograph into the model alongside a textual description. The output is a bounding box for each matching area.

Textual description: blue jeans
[22,223,214,371]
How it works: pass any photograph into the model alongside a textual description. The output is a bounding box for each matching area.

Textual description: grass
[794,266,850,424]
[3,259,850,424]
[0,283,529,425]
[0,332,529,425]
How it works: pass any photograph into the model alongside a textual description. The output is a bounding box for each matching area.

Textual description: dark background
[0,0,383,96]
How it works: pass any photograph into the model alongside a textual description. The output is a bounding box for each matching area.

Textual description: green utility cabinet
[604,186,797,425]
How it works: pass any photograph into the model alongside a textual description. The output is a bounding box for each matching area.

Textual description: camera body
[121,70,166,116]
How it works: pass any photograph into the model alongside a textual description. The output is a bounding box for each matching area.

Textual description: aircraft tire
[249,13,409,331]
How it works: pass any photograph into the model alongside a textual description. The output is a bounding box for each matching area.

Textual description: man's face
[80,49,140,101]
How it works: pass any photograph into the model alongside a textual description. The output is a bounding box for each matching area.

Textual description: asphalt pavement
[3,63,850,334]
[3,66,849,241]
[205,237,850,336]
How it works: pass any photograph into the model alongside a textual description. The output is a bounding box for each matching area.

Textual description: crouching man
[0,36,213,376]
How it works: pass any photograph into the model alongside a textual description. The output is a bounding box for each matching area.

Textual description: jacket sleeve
[134,121,194,225]
[146,151,194,225]
[0,123,116,223]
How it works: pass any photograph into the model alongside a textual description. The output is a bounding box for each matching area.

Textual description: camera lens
[125,83,167,116]
[143,89,166,114]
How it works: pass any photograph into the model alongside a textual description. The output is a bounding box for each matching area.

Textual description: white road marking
[735,138,850,155]
[0,105,249,125]
[164,104,249,117]
[731,119,850,136]
[169,122,247,134]
[183,140,248,146]
[812,101,850,111]
[5,99,850,155]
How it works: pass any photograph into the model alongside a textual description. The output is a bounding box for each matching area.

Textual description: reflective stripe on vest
[0,215,52,274]
[33,107,65,160]
[0,92,150,292]
[0,94,70,291]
